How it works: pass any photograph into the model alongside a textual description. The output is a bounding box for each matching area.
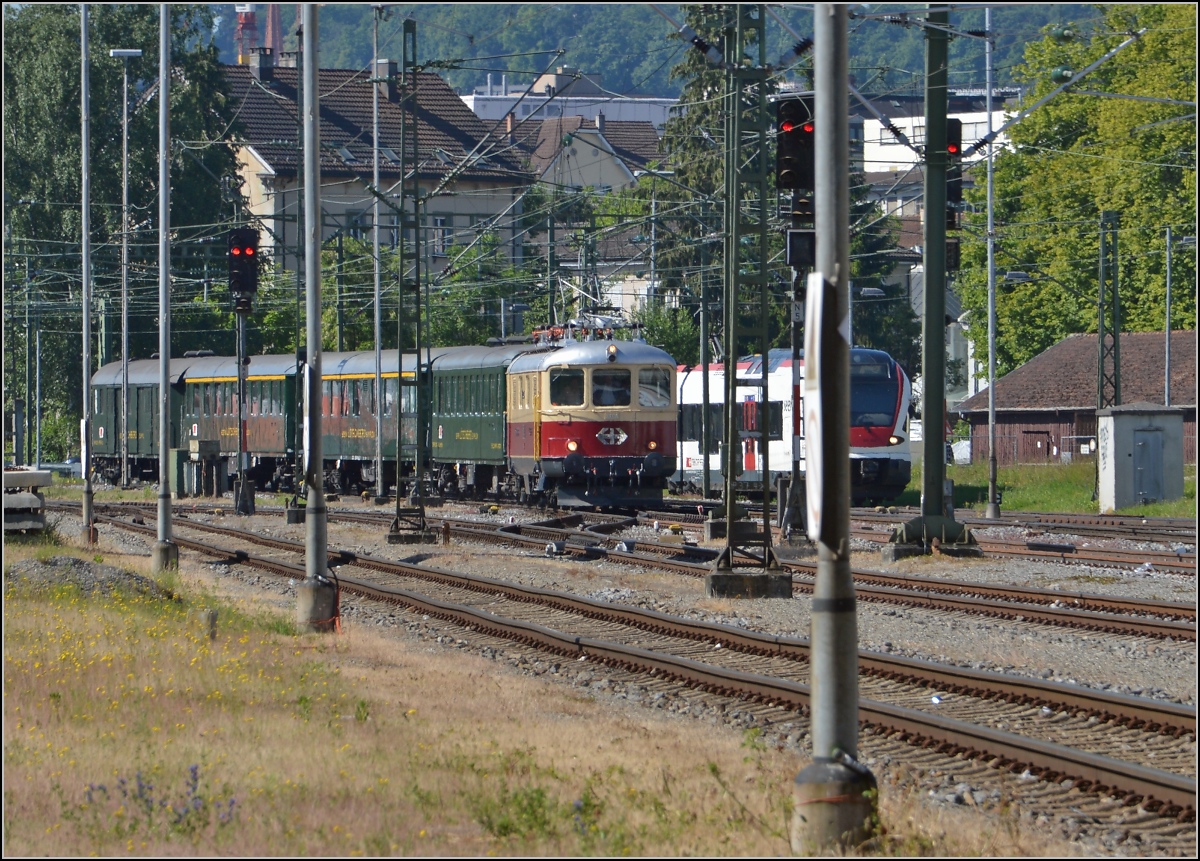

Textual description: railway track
[452,518,1197,641]
[848,524,1197,577]
[57,500,1198,640]
[85,509,1197,826]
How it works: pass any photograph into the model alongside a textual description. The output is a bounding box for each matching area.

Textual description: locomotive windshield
[638,367,673,407]
[850,373,900,427]
[593,369,631,406]
[550,369,585,406]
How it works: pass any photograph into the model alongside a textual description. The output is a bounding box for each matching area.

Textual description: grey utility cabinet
[1096,403,1185,512]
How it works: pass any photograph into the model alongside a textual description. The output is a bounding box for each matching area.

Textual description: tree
[955,4,1195,376]
[4,4,241,427]
[632,302,701,367]
[847,174,921,376]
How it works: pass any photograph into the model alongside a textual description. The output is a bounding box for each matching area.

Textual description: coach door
[532,373,542,460]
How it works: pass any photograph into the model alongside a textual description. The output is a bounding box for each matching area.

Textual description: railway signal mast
[776,92,816,539]
[228,227,259,514]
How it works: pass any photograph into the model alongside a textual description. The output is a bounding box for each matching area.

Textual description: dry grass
[3,534,1081,856]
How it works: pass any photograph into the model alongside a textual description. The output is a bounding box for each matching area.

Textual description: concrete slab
[705,571,792,599]
[386,530,438,545]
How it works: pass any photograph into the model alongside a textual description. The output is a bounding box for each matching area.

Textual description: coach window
[592,369,631,406]
[192,385,201,416]
[322,380,333,416]
[350,381,360,417]
[638,368,673,407]
[550,369,584,406]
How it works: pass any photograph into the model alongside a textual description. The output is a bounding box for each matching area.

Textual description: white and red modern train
[674,347,912,504]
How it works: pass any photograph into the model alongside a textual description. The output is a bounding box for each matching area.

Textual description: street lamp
[111,47,142,488]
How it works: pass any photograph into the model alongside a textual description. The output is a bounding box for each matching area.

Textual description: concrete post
[298,4,336,630]
[151,4,177,572]
[80,5,95,543]
[791,5,877,853]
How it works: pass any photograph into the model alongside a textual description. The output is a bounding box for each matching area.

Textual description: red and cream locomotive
[504,329,677,507]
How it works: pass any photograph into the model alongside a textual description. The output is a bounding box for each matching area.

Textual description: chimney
[595,112,605,135]
[249,46,274,82]
[505,112,515,145]
[277,50,297,69]
[487,73,493,96]
[377,58,397,102]
[501,74,507,96]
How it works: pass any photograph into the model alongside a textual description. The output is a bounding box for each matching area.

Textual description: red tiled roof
[956,331,1196,414]
[223,64,531,185]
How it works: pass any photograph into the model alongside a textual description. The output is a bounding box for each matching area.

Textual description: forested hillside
[210,3,1095,96]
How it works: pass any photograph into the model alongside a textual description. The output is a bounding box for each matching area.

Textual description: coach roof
[93,357,194,387]
[181,354,301,380]
[431,344,551,372]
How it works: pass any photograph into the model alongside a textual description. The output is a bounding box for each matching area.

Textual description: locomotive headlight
[889,435,903,445]
[647,440,658,451]
[606,344,618,362]
[566,440,579,452]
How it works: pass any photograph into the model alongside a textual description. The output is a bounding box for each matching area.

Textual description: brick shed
[954,331,1196,466]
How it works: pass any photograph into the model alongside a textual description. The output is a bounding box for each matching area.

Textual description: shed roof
[956,330,1196,414]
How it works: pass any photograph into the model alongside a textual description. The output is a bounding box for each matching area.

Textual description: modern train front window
[637,368,673,407]
[850,364,900,427]
[550,369,584,406]
[593,369,631,406]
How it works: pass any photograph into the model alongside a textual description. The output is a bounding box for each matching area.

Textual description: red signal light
[781,120,814,135]
[231,246,241,256]
[947,142,959,154]
[244,247,254,256]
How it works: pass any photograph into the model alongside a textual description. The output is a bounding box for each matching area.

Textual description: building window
[432,216,452,256]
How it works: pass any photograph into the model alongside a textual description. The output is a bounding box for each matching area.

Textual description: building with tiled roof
[225,49,534,275]
[505,114,662,193]
[954,331,1196,465]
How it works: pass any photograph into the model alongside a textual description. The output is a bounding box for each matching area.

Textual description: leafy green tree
[632,302,701,367]
[848,176,921,375]
[4,3,241,428]
[955,4,1195,375]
